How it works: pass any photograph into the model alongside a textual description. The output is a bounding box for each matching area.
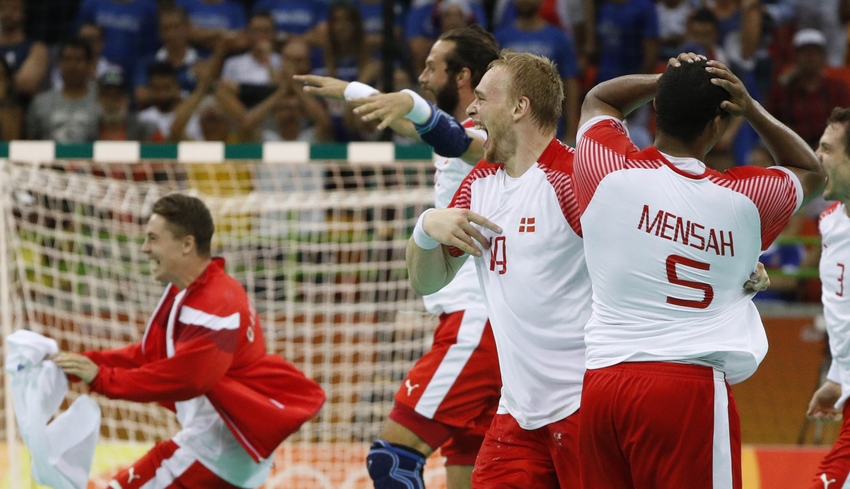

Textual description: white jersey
[448,139,591,429]
[421,119,487,316]
[575,117,803,384]
[820,203,850,408]
[221,52,281,85]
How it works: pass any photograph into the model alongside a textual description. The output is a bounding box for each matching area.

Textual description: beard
[483,124,516,164]
[434,74,459,114]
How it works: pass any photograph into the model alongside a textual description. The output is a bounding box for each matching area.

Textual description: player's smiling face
[419,40,458,112]
[141,214,189,285]
[817,122,850,202]
[468,67,516,164]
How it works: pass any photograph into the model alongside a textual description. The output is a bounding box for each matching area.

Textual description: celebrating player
[53,194,325,489]
[806,107,850,489]
[573,58,826,487]
[296,26,501,489]
[408,50,589,487]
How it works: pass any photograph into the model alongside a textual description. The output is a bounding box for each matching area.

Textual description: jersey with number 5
[820,202,850,408]
[574,117,803,384]
[447,138,591,430]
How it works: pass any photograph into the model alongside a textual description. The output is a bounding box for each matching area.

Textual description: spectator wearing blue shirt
[176,0,247,55]
[405,0,486,75]
[73,0,160,82]
[252,0,328,47]
[357,0,404,57]
[312,2,380,142]
[135,5,201,108]
[495,0,581,143]
[594,0,659,83]
[0,0,49,97]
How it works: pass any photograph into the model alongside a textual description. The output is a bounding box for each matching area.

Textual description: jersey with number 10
[574,117,803,384]
[448,138,591,430]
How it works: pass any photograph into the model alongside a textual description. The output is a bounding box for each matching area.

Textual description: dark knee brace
[366,440,427,489]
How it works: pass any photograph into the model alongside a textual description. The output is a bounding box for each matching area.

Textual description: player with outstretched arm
[53,194,325,489]
[574,57,826,488]
[295,26,501,489]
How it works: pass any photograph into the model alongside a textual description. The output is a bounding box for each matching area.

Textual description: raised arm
[706,60,826,203]
[579,73,660,128]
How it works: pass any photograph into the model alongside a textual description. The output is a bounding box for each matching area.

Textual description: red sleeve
[574,117,639,211]
[83,343,145,369]
[89,335,234,403]
[709,166,802,251]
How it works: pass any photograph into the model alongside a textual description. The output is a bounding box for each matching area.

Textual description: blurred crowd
[2,0,848,300]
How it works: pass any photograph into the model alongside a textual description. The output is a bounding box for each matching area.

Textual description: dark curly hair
[655,59,731,144]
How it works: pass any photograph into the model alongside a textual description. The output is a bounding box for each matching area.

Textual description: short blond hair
[488,51,564,134]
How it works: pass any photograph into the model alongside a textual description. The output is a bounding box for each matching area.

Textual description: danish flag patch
[519,217,535,233]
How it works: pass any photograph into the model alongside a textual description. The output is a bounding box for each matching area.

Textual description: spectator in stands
[678,8,728,65]
[26,39,99,142]
[134,4,200,108]
[357,0,404,55]
[0,58,22,140]
[495,0,580,143]
[313,2,381,142]
[492,0,595,66]
[73,0,160,81]
[138,62,184,139]
[222,11,281,85]
[97,70,161,141]
[25,0,80,45]
[594,0,659,83]
[252,0,328,47]
[766,29,850,149]
[281,38,313,77]
[792,0,849,67]
[52,23,123,90]
[233,81,332,143]
[177,0,247,54]
[0,0,48,97]
[405,0,486,75]
[656,0,693,61]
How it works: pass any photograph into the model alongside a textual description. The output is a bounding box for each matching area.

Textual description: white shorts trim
[414,308,489,418]
[138,446,197,489]
[712,369,733,489]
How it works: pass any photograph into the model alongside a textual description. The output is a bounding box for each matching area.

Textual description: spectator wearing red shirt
[766,29,850,148]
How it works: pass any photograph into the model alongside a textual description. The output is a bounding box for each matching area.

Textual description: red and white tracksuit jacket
[84,257,325,462]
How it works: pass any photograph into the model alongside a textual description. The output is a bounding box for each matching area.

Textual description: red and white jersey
[422,119,488,315]
[449,138,591,429]
[820,203,850,408]
[574,116,803,384]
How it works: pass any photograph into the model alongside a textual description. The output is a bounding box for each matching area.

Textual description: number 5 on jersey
[666,254,714,309]
[489,236,507,274]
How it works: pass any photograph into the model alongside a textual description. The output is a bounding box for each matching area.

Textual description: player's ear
[182,234,196,255]
[513,95,530,122]
[456,67,471,88]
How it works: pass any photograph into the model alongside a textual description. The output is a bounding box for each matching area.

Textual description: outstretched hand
[294,74,350,100]
[421,208,502,257]
[51,352,99,384]
[743,262,770,293]
[351,92,417,131]
[705,59,752,117]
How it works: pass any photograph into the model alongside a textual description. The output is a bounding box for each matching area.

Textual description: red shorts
[471,412,581,488]
[579,362,742,489]
[109,440,245,489]
[809,402,850,489]
[390,308,501,465]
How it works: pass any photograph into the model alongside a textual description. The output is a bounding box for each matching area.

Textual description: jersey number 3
[666,254,714,309]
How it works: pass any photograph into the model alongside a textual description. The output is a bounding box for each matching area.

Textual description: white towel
[5,330,101,489]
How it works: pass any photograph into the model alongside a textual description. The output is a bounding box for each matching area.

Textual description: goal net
[0,156,445,488]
